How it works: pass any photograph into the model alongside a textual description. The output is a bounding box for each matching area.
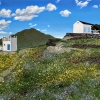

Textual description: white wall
[83,24,92,33]
[73,21,84,33]
[2,36,17,51]
[73,21,92,33]
[3,41,11,51]
[11,38,17,51]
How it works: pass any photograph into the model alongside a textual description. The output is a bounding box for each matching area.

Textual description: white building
[73,20,93,33]
[2,36,17,51]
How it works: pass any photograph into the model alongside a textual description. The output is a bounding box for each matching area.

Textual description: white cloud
[0,31,12,35]
[29,23,32,26]
[93,5,98,8]
[56,0,60,3]
[42,29,46,32]
[47,25,50,27]
[9,32,12,34]
[29,23,37,27]
[75,0,91,8]
[7,21,11,23]
[0,19,11,30]
[12,5,45,21]
[46,3,57,11]
[12,4,57,21]
[37,29,40,31]
[0,31,7,34]
[60,10,71,17]
[32,24,37,27]
[0,9,11,18]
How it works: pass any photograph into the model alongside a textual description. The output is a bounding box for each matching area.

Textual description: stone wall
[64,33,100,39]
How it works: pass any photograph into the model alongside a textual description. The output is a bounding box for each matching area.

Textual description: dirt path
[0,66,15,82]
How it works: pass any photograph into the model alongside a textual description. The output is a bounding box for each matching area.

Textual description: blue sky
[0,0,100,39]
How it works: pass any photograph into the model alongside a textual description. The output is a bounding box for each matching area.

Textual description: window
[84,27,87,32]
[88,27,91,32]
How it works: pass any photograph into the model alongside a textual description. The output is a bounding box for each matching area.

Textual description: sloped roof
[79,20,93,25]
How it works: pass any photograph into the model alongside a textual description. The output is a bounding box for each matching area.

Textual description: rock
[46,38,61,46]
[46,42,77,54]
[46,41,56,46]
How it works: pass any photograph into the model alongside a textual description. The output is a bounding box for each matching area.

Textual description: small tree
[92,24,100,33]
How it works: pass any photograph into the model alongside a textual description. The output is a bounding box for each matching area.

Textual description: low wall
[64,33,100,39]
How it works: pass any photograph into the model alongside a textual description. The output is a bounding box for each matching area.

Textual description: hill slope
[0,28,55,49]
[0,36,100,99]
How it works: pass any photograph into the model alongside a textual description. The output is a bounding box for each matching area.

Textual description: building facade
[2,36,17,51]
[73,20,93,33]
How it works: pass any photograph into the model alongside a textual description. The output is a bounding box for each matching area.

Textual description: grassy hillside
[0,28,55,49]
[0,35,100,99]
[12,28,55,49]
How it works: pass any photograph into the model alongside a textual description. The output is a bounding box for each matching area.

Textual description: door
[7,44,10,50]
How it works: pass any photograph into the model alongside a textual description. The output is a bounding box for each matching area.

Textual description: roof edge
[78,20,93,25]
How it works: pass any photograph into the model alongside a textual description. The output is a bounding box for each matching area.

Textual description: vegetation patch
[0,37,100,99]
